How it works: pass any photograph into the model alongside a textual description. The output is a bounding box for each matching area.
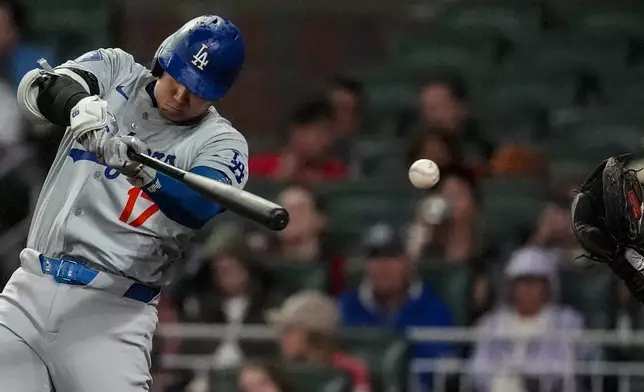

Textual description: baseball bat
[126,149,290,231]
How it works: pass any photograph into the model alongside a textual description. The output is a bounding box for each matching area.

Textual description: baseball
[408,159,440,189]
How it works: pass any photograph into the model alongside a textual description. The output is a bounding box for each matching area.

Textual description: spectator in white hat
[267,291,371,392]
[468,247,596,392]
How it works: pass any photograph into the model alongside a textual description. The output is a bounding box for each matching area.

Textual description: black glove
[571,154,644,303]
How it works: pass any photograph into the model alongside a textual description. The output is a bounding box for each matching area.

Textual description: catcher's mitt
[602,155,644,244]
[572,154,644,303]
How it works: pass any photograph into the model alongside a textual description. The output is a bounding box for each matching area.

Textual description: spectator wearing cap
[337,224,455,388]
[468,247,595,392]
[249,98,348,183]
[267,291,372,392]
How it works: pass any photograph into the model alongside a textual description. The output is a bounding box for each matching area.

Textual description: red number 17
[119,187,159,227]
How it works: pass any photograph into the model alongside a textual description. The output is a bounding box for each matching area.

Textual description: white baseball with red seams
[408,159,440,189]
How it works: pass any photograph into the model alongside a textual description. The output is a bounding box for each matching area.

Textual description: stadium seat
[267,262,328,293]
[433,0,544,42]
[319,181,422,250]
[209,363,352,392]
[479,178,547,250]
[559,263,616,330]
[339,328,410,392]
[509,33,629,77]
[561,3,644,40]
[543,122,644,163]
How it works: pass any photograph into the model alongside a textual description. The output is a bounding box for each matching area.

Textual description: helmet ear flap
[151,59,163,77]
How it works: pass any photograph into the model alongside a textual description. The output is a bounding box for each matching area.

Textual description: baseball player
[0,15,248,392]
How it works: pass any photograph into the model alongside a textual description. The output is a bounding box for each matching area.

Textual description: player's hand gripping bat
[127,149,289,231]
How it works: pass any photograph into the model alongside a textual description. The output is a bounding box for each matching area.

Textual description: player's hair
[290,97,333,127]
[421,70,469,103]
[0,0,27,33]
[239,359,296,392]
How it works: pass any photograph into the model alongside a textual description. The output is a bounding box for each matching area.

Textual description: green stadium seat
[559,263,616,330]
[319,181,422,250]
[244,180,286,202]
[209,363,352,392]
[388,27,503,62]
[510,33,629,76]
[562,3,644,39]
[344,264,474,326]
[266,262,328,293]
[479,178,547,249]
[433,0,543,41]
[339,328,410,392]
[543,122,644,163]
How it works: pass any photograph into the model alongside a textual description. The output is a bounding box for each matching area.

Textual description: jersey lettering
[119,187,159,227]
[75,50,103,63]
[191,44,210,71]
[228,150,246,184]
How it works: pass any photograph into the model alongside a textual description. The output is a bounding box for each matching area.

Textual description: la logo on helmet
[191,44,209,71]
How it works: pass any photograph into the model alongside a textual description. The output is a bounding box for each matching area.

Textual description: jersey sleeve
[191,128,249,190]
[55,48,137,99]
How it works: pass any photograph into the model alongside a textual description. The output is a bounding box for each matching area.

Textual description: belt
[38,255,160,303]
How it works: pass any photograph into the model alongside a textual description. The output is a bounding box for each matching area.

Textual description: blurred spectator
[0,79,21,149]
[405,132,479,263]
[267,291,372,392]
[418,72,495,176]
[249,98,348,183]
[468,247,594,392]
[490,144,548,180]
[0,0,55,89]
[150,294,183,392]
[338,223,455,388]
[326,76,365,164]
[177,244,283,392]
[237,360,295,392]
[248,184,346,293]
[528,180,580,263]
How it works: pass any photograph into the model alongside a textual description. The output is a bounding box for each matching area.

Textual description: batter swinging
[0,15,247,391]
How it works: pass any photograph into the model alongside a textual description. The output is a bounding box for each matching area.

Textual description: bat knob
[267,208,290,231]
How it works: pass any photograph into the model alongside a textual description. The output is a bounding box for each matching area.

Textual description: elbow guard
[36,73,91,127]
[17,67,96,127]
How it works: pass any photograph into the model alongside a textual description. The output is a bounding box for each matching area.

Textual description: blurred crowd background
[4,0,644,391]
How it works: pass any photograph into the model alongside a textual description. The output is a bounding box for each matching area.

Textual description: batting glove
[70,96,118,157]
[103,136,159,190]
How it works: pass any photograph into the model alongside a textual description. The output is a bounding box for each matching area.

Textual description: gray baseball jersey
[26,48,249,286]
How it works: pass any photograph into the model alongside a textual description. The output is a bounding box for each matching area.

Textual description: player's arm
[16,48,131,127]
[121,133,249,229]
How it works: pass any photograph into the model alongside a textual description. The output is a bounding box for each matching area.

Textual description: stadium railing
[156,323,644,392]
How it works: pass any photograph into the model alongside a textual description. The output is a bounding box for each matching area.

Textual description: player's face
[238,365,282,392]
[154,72,213,122]
[420,84,465,132]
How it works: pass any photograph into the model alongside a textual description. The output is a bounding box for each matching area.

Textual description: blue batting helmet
[152,15,245,101]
